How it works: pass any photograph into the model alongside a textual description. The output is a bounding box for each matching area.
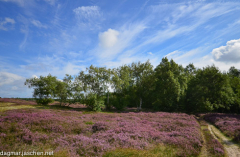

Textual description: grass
[0,102,37,112]
[85,121,94,125]
[103,144,177,157]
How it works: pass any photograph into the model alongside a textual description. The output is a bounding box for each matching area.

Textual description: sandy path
[208,124,240,157]
[199,128,208,157]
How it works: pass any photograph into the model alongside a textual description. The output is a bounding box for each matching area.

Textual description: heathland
[1,57,240,156]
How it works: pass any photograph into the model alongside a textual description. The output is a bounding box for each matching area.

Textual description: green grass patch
[0,102,37,112]
[103,144,177,157]
[85,121,94,125]
[0,102,15,107]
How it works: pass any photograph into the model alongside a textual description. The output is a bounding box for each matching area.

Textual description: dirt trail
[208,124,240,157]
[199,129,208,157]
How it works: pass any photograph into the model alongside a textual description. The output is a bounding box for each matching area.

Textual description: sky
[0,0,240,98]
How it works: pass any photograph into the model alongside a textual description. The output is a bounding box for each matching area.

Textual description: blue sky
[1,0,240,98]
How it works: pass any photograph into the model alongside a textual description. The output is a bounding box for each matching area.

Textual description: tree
[153,57,184,111]
[110,65,133,110]
[83,93,104,111]
[55,80,68,105]
[78,65,111,111]
[55,74,83,106]
[227,67,240,112]
[228,66,240,78]
[130,60,154,110]
[186,65,235,113]
[25,74,58,105]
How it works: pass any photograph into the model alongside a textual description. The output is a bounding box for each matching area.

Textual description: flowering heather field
[204,113,240,142]
[0,108,202,157]
[0,98,37,105]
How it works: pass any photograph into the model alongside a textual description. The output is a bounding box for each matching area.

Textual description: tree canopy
[25,58,240,113]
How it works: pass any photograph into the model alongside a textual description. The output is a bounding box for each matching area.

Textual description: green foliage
[83,93,105,112]
[78,65,111,96]
[227,67,240,112]
[110,65,133,110]
[56,74,83,106]
[153,57,185,112]
[186,65,235,113]
[24,58,240,113]
[103,145,177,157]
[85,121,94,125]
[77,65,112,111]
[130,60,154,110]
[228,66,240,78]
[36,98,54,105]
[108,93,128,110]
[110,60,154,110]
[25,74,59,105]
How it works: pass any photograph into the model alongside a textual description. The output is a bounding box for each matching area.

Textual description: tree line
[25,57,240,113]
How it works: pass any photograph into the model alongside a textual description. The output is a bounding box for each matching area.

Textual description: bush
[109,94,127,111]
[84,93,105,111]
[36,98,54,105]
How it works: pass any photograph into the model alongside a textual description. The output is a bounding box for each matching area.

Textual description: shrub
[84,93,105,111]
[110,94,127,111]
[92,122,107,133]
[36,98,54,105]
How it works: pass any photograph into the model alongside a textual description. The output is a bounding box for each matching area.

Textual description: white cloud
[93,23,146,62]
[68,51,82,58]
[18,15,29,50]
[73,6,102,29]
[4,17,15,24]
[99,29,119,48]
[31,75,38,78]
[57,79,63,82]
[193,54,240,72]
[11,86,18,90]
[0,17,15,31]
[0,0,25,7]
[44,0,56,5]
[61,63,85,76]
[165,50,181,58]
[101,52,158,69]
[163,48,206,68]
[73,6,100,19]
[20,54,86,80]
[0,0,36,7]
[19,26,28,50]
[212,39,240,63]
[0,72,23,86]
[0,72,32,97]
[162,47,240,72]
[148,52,153,55]
[140,2,239,48]
[31,20,47,29]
